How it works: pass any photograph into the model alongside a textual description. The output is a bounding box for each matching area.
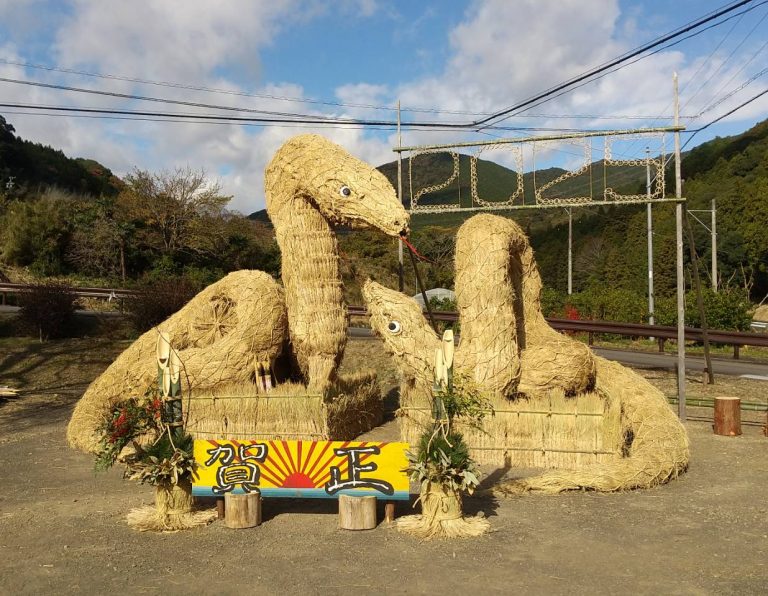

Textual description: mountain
[247,209,272,225]
[348,120,768,302]
[681,118,768,295]
[248,151,649,227]
[0,115,122,198]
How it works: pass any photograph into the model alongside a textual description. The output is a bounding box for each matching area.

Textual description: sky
[1,0,767,213]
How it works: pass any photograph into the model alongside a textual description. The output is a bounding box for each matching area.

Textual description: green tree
[0,191,74,275]
[119,167,231,261]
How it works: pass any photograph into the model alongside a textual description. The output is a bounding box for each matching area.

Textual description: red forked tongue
[400,235,435,264]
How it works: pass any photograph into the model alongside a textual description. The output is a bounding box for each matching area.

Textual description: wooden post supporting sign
[338,494,377,530]
[384,501,396,524]
[224,492,262,529]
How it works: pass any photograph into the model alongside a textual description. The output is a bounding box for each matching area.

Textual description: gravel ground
[1,337,767,595]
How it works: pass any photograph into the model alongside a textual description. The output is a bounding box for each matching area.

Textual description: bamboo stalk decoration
[363,213,689,493]
[396,329,491,539]
[157,332,183,426]
[125,342,217,533]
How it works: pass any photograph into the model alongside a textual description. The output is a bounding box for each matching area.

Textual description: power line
[2,1,761,133]
[694,38,768,117]
[474,0,765,127]
[0,76,350,122]
[0,102,593,133]
[695,65,768,117]
[557,1,768,158]
[677,8,746,111]
[0,57,692,121]
[0,57,460,115]
[683,85,768,149]
[0,108,466,133]
[681,5,768,112]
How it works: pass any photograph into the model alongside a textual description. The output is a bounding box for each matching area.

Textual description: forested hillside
[0,115,279,284]
[1,111,766,326]
[359,120,768,322]
[0,116,121,198]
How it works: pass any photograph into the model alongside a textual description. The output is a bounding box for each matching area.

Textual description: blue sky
[1,0,766,212]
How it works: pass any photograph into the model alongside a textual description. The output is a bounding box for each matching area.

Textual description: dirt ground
[1,337,768,595]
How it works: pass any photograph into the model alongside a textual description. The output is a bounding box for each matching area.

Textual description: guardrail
[348,306,768,358]
[2,284,766,358]
[0,282,139,304]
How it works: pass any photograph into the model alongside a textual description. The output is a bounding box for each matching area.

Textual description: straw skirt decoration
[397,482,490,540]
[125,479,216,532]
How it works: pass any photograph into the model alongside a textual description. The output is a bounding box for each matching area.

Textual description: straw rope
[397,482,490,540]
[126,480,216,533]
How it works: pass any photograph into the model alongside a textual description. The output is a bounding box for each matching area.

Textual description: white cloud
[397,0,622,115]
[2,0,766,216]
[53,0,303,82]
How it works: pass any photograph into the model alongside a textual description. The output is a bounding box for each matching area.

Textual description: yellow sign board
[192,439,410,500]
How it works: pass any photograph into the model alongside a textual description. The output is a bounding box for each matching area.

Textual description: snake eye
[339,185,351,197]
[387,321,402,335]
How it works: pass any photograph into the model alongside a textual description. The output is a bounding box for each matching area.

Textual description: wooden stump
[714,396,741,436]
[338,495,377,530]
[224,492,262,529]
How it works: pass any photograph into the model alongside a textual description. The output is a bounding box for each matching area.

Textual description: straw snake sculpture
[363,214,689,493]
[67,134,408,452]
[264,134,408,391]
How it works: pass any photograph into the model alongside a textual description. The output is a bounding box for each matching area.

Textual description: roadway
[350,327,768,377]
[2,308,765,378]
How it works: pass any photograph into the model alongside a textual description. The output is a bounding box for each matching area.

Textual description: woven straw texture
[397,482,490,540]
[265,134,408,392]
[184,371,383,441]
[125,479,216,532]
[67,270,287,452]
[363,213,689,492]
[69,134,409,452]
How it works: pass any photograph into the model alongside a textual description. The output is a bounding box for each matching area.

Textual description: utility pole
[397,100,404,292]
[646,146,654,327]
[685,209,715,385]
[712,198,718,292]
[567,207,573,296]
[674,72,686,421]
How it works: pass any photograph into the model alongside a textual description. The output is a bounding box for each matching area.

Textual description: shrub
[0,194,73,275]
[568,287,648,323]
[17,280,77,340]
[428,295,456,312]
[427,295,459,335]
[126,276,200,332]
[540,287,566,318]
[651,289,751,331]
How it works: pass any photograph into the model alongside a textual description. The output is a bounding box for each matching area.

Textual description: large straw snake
[364,213,688,493]
[68,134,409,452]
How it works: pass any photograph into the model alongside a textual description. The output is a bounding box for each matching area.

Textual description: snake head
[273,134,409,237]
[362,279,440,380]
